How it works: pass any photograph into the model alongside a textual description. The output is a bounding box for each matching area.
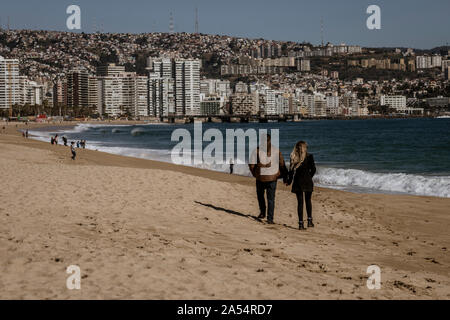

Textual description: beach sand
[0,122,449,299]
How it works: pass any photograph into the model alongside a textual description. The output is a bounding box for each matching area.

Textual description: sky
[1,0,449,49]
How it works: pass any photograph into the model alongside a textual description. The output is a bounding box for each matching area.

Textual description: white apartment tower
[0,56,20,112]
[96,64,149,117]
[175,59,200,116]
[153,58,173,78]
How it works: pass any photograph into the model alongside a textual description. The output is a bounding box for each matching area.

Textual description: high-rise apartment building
[231,92,259,116]
[133,75,149,117]
[263,90,277,115]
[88,76,99,113]
[148,58,201,116]
[148,75,175,117]
[97,71,149,117]
[96,63,126,76]
[432,55,442,68]
[95,63,149,117]
[416,56,432,69]
[53,80,65,113]
[152,58,173,78]
[17,77,43,106]
[0,56,19,113]
[66,68,89,109]
[174,59,200,116]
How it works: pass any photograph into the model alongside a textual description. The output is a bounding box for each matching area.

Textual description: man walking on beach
[249,134,288,224]
[70,142,76,160]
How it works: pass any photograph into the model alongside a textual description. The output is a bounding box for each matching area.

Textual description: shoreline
[24,120,450,199]
[1,121,449,299]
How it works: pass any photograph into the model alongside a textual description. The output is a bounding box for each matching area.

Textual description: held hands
[283,171,293,186]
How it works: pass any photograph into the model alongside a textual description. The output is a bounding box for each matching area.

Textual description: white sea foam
[87,143,450,198]
[315,167,450,198]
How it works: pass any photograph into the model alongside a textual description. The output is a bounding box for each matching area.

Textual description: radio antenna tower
[195,7,199,34]
[169,12,174,34]
[320,16,324,47]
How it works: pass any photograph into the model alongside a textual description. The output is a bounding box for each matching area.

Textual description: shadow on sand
[194,201,298,231]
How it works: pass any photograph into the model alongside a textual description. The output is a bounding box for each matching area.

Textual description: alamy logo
[66,265,81,290]
[366,265,381,289]
[66,5,81,30]
[171,122,280,175]
[366,5,381,30]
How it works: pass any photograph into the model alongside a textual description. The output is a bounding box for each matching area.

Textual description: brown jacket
[248,146,288,182]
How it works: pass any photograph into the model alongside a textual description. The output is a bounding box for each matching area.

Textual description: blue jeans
[256,180,277,221]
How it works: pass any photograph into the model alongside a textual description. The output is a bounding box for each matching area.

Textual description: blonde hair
[290,141,308,171]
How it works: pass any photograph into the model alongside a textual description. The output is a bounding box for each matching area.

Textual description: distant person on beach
[70,142,76,160]
[51,136,54,145]
[286,141,317,230]
[62,136,68,146]
[249,134,288,224]
[54,135,59,145]
[25,130,28,138]
[229,159,234,174]
[76,141,80,148]
[81,140,86,149]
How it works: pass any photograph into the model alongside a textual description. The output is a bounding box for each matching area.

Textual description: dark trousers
[71,150,76,160]
[296,191,312,222]
[256,180,277,221]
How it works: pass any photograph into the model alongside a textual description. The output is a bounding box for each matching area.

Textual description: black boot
[299,221,306,230]
[307,218,314,228]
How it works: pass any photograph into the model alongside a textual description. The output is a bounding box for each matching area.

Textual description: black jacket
[287,153,316,193]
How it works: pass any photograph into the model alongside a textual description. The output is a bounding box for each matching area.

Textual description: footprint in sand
[424,257,440,264]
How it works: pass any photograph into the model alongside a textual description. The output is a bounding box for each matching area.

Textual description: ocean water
[29,118,450,198]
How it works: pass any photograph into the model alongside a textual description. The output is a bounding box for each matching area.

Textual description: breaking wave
[315,167,450,198]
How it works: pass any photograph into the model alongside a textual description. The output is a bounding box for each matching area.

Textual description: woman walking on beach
[286,141,316,230]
